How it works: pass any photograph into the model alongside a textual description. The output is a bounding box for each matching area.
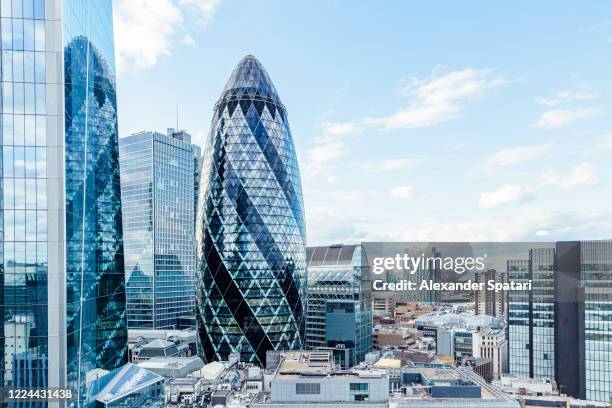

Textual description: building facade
[0,0,128,405]
[475,269,506,317]
[507,241,612,403]
[196,55,307,365]
[120,129,198,329]
[305,244,372,367]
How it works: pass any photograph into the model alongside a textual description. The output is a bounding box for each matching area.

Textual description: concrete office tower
[305,244,373,368]
[0,0,127,405]
[196,56,307,365]
[475,269,507,317]
[507,241,612,403]
[120,129,199,330]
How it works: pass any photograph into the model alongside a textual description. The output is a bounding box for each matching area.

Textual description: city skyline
[114,0,612,246]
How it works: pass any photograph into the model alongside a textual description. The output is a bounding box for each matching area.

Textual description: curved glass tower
[196,55,307,365]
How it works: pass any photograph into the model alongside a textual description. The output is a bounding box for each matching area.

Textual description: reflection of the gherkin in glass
[196,56,307,365]
[0,1,127,407]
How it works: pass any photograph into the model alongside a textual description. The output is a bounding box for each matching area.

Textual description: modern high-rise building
[0,0,127,405]
[305,244,373,368]
[475,269,507,317]
[507,241,612,403]
[120,129,199,330]
[195,55,307,365]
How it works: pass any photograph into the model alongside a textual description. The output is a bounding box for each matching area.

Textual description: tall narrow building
[196,55,307,365]
[0,0,127,405]
[120,129,199,329]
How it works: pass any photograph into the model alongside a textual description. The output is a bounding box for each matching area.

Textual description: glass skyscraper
[1,0,127,405]
[196,55,307,365]
[305,244,372,368]
[507,241,612,403]
[120,129,198,330]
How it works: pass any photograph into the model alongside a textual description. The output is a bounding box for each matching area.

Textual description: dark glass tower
[196,55,307,365]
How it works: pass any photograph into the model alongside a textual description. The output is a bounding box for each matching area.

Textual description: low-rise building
[136,356,204,378]
[95,363,165,408]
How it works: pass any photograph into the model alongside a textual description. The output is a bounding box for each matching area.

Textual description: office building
[254,351,389,407]
[95,364,165,408]
[305,244,372,368]
[475,269,506,317]
[120,129,199,329]
[0,0,128,405]
[196,55,307,365]
[507,241,612,403]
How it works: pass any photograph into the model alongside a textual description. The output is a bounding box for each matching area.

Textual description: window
[350,383,369,392]
[295,383,320,395]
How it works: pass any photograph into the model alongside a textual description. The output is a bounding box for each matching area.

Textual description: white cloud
[320,68,504,135]
[543,162,600,188]
[303,141,346,182]
[536,88,599,106]
[182,35,196,45]
[479,185,532,208]
[397,211,612,242]
[305,207,370,245]
[484,144,551,167]
[361,158,420,173]
[597,134,612,150]
[390,186,415,199]
[113,0,220,72]
[531,108,601,128]
[320,122,363,138]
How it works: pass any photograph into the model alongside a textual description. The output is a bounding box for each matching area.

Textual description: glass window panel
[12,50,23,82]
[36,210,46,241]
[25,178,36,209]
[35,83,44,114]
[13,145,24,177]
[35,146,45,177]
[24,82,35,114]
[35,115,45,145]
[3,113,13,145]
[1,18,12,48]
[12,18,23,51]
[24,146,35,177]
[2,50,13,81]
[26,242,36,263]
[33,0,44,19]
[13,82,24,114]
[26,210,36,241]
[4,177,14,208]
[23,0,33,19]
[1,0,12,17]
[13,113,23,145]
[36,179,46,209]
[11,0,22,17]
[24,114,35,145]
[36,242,46,263]
[3,146,13,177]
[14,177,25,208]
[23,19,34,51]
[4,210,14,241]
[14,242,25,263]
[23,51,34,82]
[34,50,44,82]
[34,19,44,50]
[2,81,13,113]
[14,210,25,241]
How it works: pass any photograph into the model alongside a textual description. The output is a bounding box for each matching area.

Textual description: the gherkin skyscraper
[196,56,307,365]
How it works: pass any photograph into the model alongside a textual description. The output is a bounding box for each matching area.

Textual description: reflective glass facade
[120,130,197,329]
[196,55,307,365]
[1,0,127,405]
[580,240,611,402]
[305,245,372,367]
[507,259,530,378]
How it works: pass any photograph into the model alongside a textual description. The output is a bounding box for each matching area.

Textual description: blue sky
[113,0,612,245]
